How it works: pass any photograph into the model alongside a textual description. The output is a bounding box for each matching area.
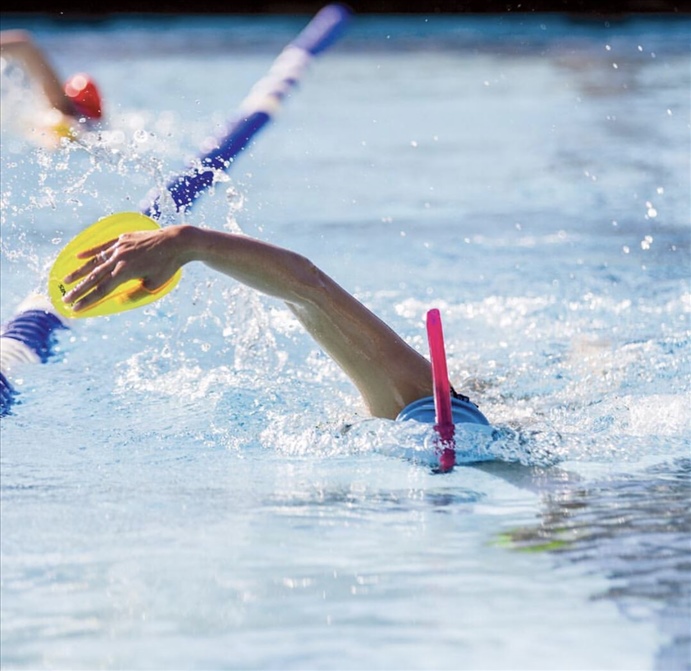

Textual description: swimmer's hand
[62,225,190,312]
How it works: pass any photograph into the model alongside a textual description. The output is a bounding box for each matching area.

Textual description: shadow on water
[477,457,691,671]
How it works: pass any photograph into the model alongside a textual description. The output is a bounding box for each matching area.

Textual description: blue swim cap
[396,395,490,426]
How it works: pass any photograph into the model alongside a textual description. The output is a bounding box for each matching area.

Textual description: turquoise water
[1,11,690,670]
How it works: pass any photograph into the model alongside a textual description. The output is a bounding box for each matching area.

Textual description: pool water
[1,10,690,670]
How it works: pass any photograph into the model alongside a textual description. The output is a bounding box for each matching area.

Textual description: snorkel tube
[426,308,456,472]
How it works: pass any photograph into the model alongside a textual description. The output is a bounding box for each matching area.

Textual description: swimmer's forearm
[63,224,311,309]
[1,31,73,115]
[178,226,327,305]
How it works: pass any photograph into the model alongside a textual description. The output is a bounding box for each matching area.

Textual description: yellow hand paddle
[48,212,182,319]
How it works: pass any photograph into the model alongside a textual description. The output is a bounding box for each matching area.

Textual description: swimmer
[0,30,103,140]
[61,224,489,428]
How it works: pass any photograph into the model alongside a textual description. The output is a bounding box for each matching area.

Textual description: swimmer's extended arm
[0,30,74,116]
[62,225,433,419]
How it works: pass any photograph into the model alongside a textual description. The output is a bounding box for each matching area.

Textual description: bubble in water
[645,201,658,218]
[132,129,151,148]
[225,186,244,216]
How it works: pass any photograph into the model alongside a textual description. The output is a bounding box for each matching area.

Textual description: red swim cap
[64,73,103,120]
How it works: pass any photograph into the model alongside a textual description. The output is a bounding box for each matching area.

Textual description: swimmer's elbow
[289,254,333,305]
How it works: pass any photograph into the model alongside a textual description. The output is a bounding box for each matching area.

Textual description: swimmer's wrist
[165,224,203,266]
[173,224,235,266]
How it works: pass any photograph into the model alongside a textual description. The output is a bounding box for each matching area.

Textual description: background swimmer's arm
[63,225,433,419]
[0,30,74,116]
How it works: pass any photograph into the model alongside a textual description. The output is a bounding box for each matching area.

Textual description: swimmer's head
[64,73,103,120]
[397,395,489,473]
[396,395,490,426]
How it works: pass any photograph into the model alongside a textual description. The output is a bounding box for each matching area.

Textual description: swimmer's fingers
[63,239,119,284]
[63,247,131,310]
[63,228,182,311]
[75,239,119,260]
[63,252,109,284]
[62,262,120,311]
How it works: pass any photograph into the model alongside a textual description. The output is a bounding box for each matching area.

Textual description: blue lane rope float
[142,3,351,219]
[0,295,67,416]
[1,4,351,416]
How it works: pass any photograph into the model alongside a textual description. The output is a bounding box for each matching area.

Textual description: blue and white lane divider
[0,4,351,417]
[1,295,67,416]
[143,2,351,218]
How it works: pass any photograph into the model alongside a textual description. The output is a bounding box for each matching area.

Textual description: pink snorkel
[426,308,456,472]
